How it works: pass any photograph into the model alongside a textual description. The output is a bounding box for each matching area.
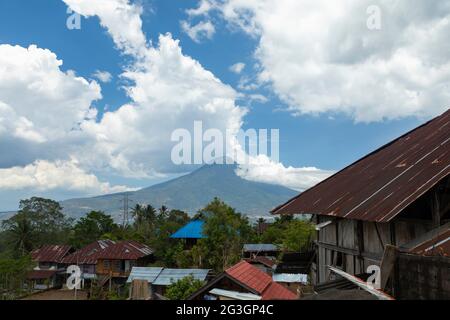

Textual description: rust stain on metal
[272,109,450,222]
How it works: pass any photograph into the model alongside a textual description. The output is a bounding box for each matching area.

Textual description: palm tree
[3,213,35,256]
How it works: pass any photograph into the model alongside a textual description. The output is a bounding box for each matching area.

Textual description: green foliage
[70,211,117,248]
[260,215,314,252]
[1,197,72,255]
[150,209,190,266]
[191,198,255,272]
[281,220,315,252]
[165,275,205,300]
[0,255,33,299]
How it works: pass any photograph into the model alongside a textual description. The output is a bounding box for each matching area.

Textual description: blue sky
[0,0,448,211]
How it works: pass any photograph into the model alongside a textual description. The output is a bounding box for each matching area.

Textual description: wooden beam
[328,266,394,300]
[316,241,382,261]
[380,245,398,290]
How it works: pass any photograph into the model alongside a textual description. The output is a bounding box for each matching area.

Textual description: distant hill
[0,211,15,221]
[60,164,298,221]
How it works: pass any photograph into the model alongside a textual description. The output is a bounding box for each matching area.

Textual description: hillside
[60,164,298,221]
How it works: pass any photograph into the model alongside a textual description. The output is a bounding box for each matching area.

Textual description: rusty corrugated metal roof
[95,240,154,260]
[61,240,116,265]
[272,109,450,222]
[31,245,73,263]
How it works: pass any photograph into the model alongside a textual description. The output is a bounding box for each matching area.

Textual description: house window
[336,252,344,269]
[103,260,110,270]
[114,260,121,272]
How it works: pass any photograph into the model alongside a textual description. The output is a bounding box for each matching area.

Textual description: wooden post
[380,245,398,290]
[431,190,441,228]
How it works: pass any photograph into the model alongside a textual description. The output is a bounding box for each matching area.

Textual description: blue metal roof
[170,220,205,239]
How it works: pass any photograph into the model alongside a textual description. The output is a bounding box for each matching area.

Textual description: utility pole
[120,193,133,228]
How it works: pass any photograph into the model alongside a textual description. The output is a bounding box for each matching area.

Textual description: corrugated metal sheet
[170,220,205,239]
[225,261,297,300]
[153,268,210,286]
[272,109,450,222]
[401,222,450,256]
[62,240,115,265]
[126,267,164,283]
[126,267,210,286]
[96,240,154,260]
[273,273,308,284]
[31,245,73,263]
[209,288,262,300]
[243,244,279,252]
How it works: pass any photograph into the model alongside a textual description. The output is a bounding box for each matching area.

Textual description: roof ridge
[271,108,450,215]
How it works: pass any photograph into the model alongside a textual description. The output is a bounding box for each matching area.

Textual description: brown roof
[61,240,116,265]
[402,222,450,256]
[31,245,73,263]
[27,270,58,280]
[95,240,154,260]
[245,256,277,268]
[272,109,450,222]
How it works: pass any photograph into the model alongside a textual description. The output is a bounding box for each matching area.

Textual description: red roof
[27,270,58,280]
[272,109,450,222]
[62,240,116,265]
[95,240,154,260]
[226,261,297,300]
[31,245,73,263]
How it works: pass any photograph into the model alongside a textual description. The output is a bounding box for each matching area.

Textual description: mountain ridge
[60,164,298,221]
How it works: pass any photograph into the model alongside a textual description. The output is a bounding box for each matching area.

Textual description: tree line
[0,196,314,299]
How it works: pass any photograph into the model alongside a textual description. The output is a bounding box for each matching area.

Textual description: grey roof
[126,267,164,283]
[153,268,210,286]
[127,267,210,286]
[243,244,279,252]
[273,273,308,284]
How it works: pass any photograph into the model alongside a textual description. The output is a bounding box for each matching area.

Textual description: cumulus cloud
[0,0,332,196]
[93,70,113,83]
[181,20,216,43]
[236,155,334,191]
[229,62,246,74]
[62,0,147,56]
[0,160,133,194]
[188,0,450,122]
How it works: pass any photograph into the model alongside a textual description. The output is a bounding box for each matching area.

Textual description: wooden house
[272,109,450,300]
[28,245,73,290]
[61,240,115,287]
[94,240,154,282]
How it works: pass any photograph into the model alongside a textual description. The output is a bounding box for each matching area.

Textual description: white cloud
[0,160,132,194]
[235,155,334,191]
[0,44,101,142]
[189,0,450,122]
[0,0,333,196]
[229,62,246,74]
[62,0,147,56]
[181,20,216,43]
[93,70,113,83]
